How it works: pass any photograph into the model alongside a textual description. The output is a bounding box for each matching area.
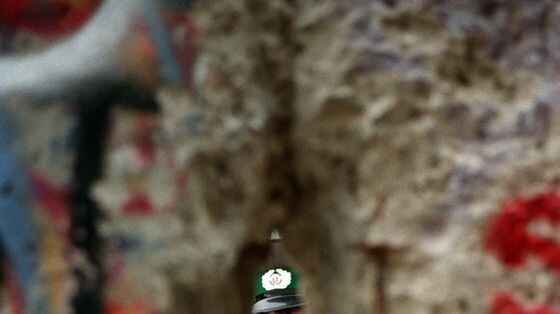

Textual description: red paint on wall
[0,0,100,37]
[122,193,155,216]
[29,172,70,232]
[486,192,560,313]
[486,192,560,271]
[492,292,559,314]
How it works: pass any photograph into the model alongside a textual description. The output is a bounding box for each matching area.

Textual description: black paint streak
[70,82,158,314]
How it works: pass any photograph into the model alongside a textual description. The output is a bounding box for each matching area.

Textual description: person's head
[252,267,304,314]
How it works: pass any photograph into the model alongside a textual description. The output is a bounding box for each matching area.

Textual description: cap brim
[252,294,304,313]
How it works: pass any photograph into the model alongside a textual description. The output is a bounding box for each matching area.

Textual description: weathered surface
[166,1,297,312]
[5,0,560,313]
[166,1,560,314]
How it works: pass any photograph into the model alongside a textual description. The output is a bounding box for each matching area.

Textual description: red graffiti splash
[29,172,70,231]
[486,192,560,313]
[0,0,100,37]
[485,192,560,271]
[492,292,559,314]
[122,193,155,216]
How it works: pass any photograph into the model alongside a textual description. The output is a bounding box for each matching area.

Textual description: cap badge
[262,268,292,291]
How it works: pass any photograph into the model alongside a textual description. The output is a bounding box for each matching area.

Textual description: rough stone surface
[165,1,560,314]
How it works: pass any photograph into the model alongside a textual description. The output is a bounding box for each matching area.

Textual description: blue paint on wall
[142,0,183,84]
[0,103,47,313]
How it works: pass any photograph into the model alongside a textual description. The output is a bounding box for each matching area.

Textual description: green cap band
[255,267,300,297]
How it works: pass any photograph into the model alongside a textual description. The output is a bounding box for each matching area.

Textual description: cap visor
[252,294,304,313]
